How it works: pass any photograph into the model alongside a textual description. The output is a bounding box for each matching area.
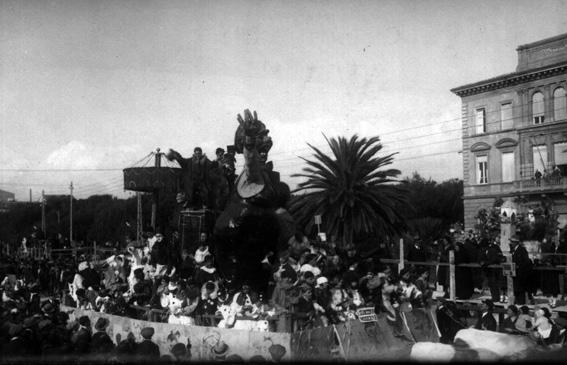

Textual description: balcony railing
[516,175,567,192]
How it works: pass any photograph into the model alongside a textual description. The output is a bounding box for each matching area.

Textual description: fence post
[505,254,515,304]
[398,238,404,273]
[449,250,456,301]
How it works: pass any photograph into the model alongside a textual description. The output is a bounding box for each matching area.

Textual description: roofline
[450,61,567,97]
[516,33,567,51]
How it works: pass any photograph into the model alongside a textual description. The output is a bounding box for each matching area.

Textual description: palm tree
[290,135,408,246]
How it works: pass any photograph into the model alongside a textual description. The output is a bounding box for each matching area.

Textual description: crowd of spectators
[1,231,438,330]
[440,230,567,305]
[4,227,567,360]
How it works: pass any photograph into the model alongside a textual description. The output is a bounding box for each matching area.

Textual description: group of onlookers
[2,231,439,334]
[0,293,187,361]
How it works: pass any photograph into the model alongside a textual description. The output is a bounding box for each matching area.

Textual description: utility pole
[29,189,32,203]
[69,182,73,245]
[151,148,161,232]
[41,190,46,236]
[137,192,143,244]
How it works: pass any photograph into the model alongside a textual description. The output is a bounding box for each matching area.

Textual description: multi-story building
[0,189,15,203]
[452,33,567,231]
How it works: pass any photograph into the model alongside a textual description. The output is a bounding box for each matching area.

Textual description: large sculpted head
[234,109,273,163]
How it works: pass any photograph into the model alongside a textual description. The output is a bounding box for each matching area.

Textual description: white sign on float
[356,307,378,323]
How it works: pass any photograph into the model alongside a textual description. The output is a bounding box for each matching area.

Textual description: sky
[1,0,567,201]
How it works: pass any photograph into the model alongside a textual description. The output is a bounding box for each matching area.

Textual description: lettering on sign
[356,307,378,323]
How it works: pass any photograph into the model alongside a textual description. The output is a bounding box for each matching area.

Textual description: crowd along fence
[380,239,567,305]
[4,238,567,305]
[60,305,437,361]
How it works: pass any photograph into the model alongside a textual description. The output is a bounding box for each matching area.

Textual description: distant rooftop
[452,32,567,97]
[517,32,567,51]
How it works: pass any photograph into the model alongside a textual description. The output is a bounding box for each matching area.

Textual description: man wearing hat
[72,315,92,354]
[273,250,298,284]
[150,233,168,277]
[40,300,56,320]
[211,340,229,361]
[314,276,331,324]
[510,236,534,305]
[136,327,160,359]
[194,255,218,285]
[90,317,114,355]
[166,146,211,209]
[475,299,497,331]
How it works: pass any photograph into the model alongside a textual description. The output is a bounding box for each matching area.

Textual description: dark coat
[178,258,196,280]
[194,267,218,286]
[512,245,533,292]
[436,304,466,344]
[151,240,180,267]
[72,327,91,354]
[131,280,153,306]
[454,245,474,299]
[80,268,101,290]
[136,339,160,359]
[480,244,503,266]
[463,239,480,263]
[475,311,497,332]
[90,330,115,354]
[407,244,427,263]
[195,297,218,316]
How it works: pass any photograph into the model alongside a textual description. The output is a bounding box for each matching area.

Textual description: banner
[62,306,291,362]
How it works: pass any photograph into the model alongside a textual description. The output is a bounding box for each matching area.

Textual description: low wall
[62,306,438,361]
[62,306,291,361]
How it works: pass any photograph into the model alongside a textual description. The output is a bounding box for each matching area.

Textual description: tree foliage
[289,135,409,245]
[515,197,559,241]
[0,192,178,245]
[401,172,464,242]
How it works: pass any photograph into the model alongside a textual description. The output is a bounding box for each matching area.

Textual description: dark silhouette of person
[454,241,474,299]
[436,299,467,343]
[72,315,92,354]
[136,327,160,360]
[475,299,497,331]
[479,238,504,302]
[510,237,533,304]
[535,169,543,186]
[90,317,115,356]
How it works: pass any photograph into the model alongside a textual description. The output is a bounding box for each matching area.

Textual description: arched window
[532,92,545,124]
[554,87,567,121]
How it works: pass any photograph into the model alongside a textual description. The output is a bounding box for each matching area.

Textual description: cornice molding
[451,62,567,97]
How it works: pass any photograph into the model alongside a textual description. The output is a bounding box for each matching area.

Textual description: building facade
[452,33,567,231]
[0,189,15,203]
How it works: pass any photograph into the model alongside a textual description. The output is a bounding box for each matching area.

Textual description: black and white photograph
[1,0,567,362]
